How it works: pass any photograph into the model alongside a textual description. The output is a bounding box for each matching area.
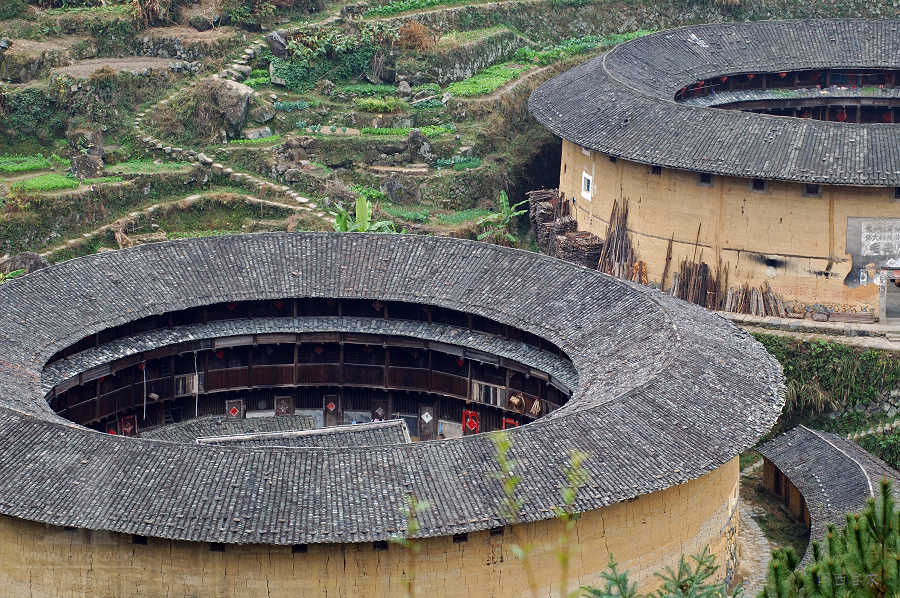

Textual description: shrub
[82,176,124,185]
[228,134,282,145]
[0,155,53,174]
[0,0,27,19]
[397,21,437,50]
[446,63,529,97]
[11,173,80,192]
[351,184,387,202]
[353,97,408,113]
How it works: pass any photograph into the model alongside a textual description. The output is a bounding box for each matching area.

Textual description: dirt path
[38,191,311,258]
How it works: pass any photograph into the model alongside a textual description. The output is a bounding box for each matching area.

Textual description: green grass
[436,155,481,170]
[228,134,283,146]
[245,76,271,89]
[360,124,454,138]
[433,207,491,225]
[44,4,129,14]
[446,63,530,97]
[382,204,430,223]
[435,26,509,48]
[82,176,123,185]
[365,0,475,17]
[515,30,655,65]
[0,154,52,174]
[11,173,80,192]
[354,97,408,113]
[338,83,397,96]
[106,160,192,174]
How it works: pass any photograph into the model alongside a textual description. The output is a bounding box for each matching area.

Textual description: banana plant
[331,196,397,233]
[477,191,528,246]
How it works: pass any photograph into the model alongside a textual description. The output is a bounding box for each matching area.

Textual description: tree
[584,547,740,598]
[762,479,900,598]
[331,196,397,233]
[477,191,528,246]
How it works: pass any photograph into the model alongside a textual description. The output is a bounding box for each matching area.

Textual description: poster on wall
[845,218,900,287]
[225,399,245,419]
[275,396,294,416]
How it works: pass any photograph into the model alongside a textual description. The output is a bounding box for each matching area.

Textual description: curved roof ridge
[800,425,874,497]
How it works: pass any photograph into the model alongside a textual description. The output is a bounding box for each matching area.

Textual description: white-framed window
[472,381,503,406]
[581,172,592,201]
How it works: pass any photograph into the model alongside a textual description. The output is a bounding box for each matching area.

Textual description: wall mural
[845,218,900,287]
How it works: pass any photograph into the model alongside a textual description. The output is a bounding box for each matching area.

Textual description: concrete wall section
[0,458,739,598]
[559,140,900,312]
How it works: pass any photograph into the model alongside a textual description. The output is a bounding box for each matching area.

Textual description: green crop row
[446,63,530,97]
[228,134,283,145]
[0,154,52,174]
[360,124,454,138]
[11,173,81,192]
[353,97,408,113]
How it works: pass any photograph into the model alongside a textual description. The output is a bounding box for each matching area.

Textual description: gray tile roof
[757,425,900,563]
[196,419,411,448]
[42,316,578,396]
[529,19,900,186]
[141,415,317,443]
[0,232,784,545]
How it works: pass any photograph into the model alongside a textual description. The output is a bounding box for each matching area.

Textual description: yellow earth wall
[559,140,900,312]
[0,458,739,598]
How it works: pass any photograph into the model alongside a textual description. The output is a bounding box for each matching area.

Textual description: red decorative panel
[225,399,245,419]
[501,417,519,430]
[462,409,480,436]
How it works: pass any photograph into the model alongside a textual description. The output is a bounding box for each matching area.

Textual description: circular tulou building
[0,233,782,597]
[529,19,900,320]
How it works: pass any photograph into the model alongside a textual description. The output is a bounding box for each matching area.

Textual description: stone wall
[400,0,898,43]
[395,29,527,86]
[0,458,739,597]
[558,140,900,314]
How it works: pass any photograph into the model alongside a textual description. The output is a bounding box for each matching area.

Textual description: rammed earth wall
[0,458,740,598]
[396,0,898,43]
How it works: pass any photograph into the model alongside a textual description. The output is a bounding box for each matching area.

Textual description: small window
[751,179,767,192]
[581,172,592,200]
[453,533,468,543]
[373,541,389,551]
[132,535,148,545]
[894,187,900,200]
[209,543,225,552]
[489,527,504,537]
[563,163,567,174]
[292,544,308,554]
[804,184,821,197]
[608,155,617,163]
[651,165,662,176]
[698,173,713,186]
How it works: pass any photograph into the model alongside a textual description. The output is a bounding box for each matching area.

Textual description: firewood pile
[528,189,587,260]
[670,256,728,310]
[555,231,604,268]
[597,199,636,279]
[723,282,788,317]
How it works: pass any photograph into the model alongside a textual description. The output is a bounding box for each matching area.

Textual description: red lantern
[720,76,728,83]
[746,73,755,80]
[778,72,787,78]
[138,363,145,371]
[836,109,847,122]
[696,80,705,87]
[215,350,225,359]
[883,112,893,123]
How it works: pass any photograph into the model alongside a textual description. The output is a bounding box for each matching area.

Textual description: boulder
[210,78,254,139]
[265,31,288,58]
[0,252,48,275]
[269,62,286,86]
[397,80,411,96]
[381,174,421,205]
[249,100,276,124]
[406,129,434,162]
[71,154,104,178]
[0,39,11,53]
[188,15,214,31]
[244,126,273,140]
